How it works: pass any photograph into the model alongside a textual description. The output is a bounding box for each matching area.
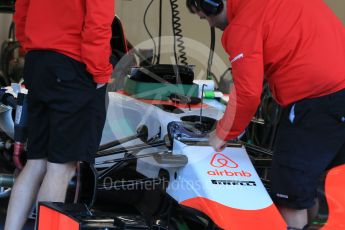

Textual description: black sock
[303,224,310,230]
[287,223,309,230]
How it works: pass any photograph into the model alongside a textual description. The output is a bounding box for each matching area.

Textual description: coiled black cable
[169,0,188,66]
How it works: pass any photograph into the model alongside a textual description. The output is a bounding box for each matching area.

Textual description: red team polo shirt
[216,0,345,140]
[14,0,114,83]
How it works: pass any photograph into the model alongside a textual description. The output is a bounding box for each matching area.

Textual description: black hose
[170,0,188,66]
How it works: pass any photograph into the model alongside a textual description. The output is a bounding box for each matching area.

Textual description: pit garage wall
[1,0,344,79]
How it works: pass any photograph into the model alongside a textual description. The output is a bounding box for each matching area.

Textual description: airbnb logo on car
[210,153,238,168]
[208,153,252,177]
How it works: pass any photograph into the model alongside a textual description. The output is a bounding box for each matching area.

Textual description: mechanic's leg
[278,206,308,229]
[36,161,76,203]
[5,159,47,230]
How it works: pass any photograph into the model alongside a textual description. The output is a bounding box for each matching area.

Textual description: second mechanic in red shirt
[187,0,345,229]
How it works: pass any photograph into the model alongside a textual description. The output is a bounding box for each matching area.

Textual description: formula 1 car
[1,83,344,229]
[36,88,345,230]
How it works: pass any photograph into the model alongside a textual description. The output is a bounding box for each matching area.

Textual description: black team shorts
[270,88,345,210]
[23,50,107,164]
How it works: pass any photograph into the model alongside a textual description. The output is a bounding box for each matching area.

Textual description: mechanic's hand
[96,83,106,89]
[209,131,227,152]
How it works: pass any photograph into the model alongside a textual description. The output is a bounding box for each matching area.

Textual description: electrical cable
[169,0,188,66]
[207,27,215,79]
[219,67,232,79]
[156,0,163,64]
[208,71,219,89]
[143,0,157,65]
[169,0,181,83]
[8,21,15,40]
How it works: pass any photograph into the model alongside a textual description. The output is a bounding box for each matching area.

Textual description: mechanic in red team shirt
[186,0,345,229]
[5,0,114,229]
